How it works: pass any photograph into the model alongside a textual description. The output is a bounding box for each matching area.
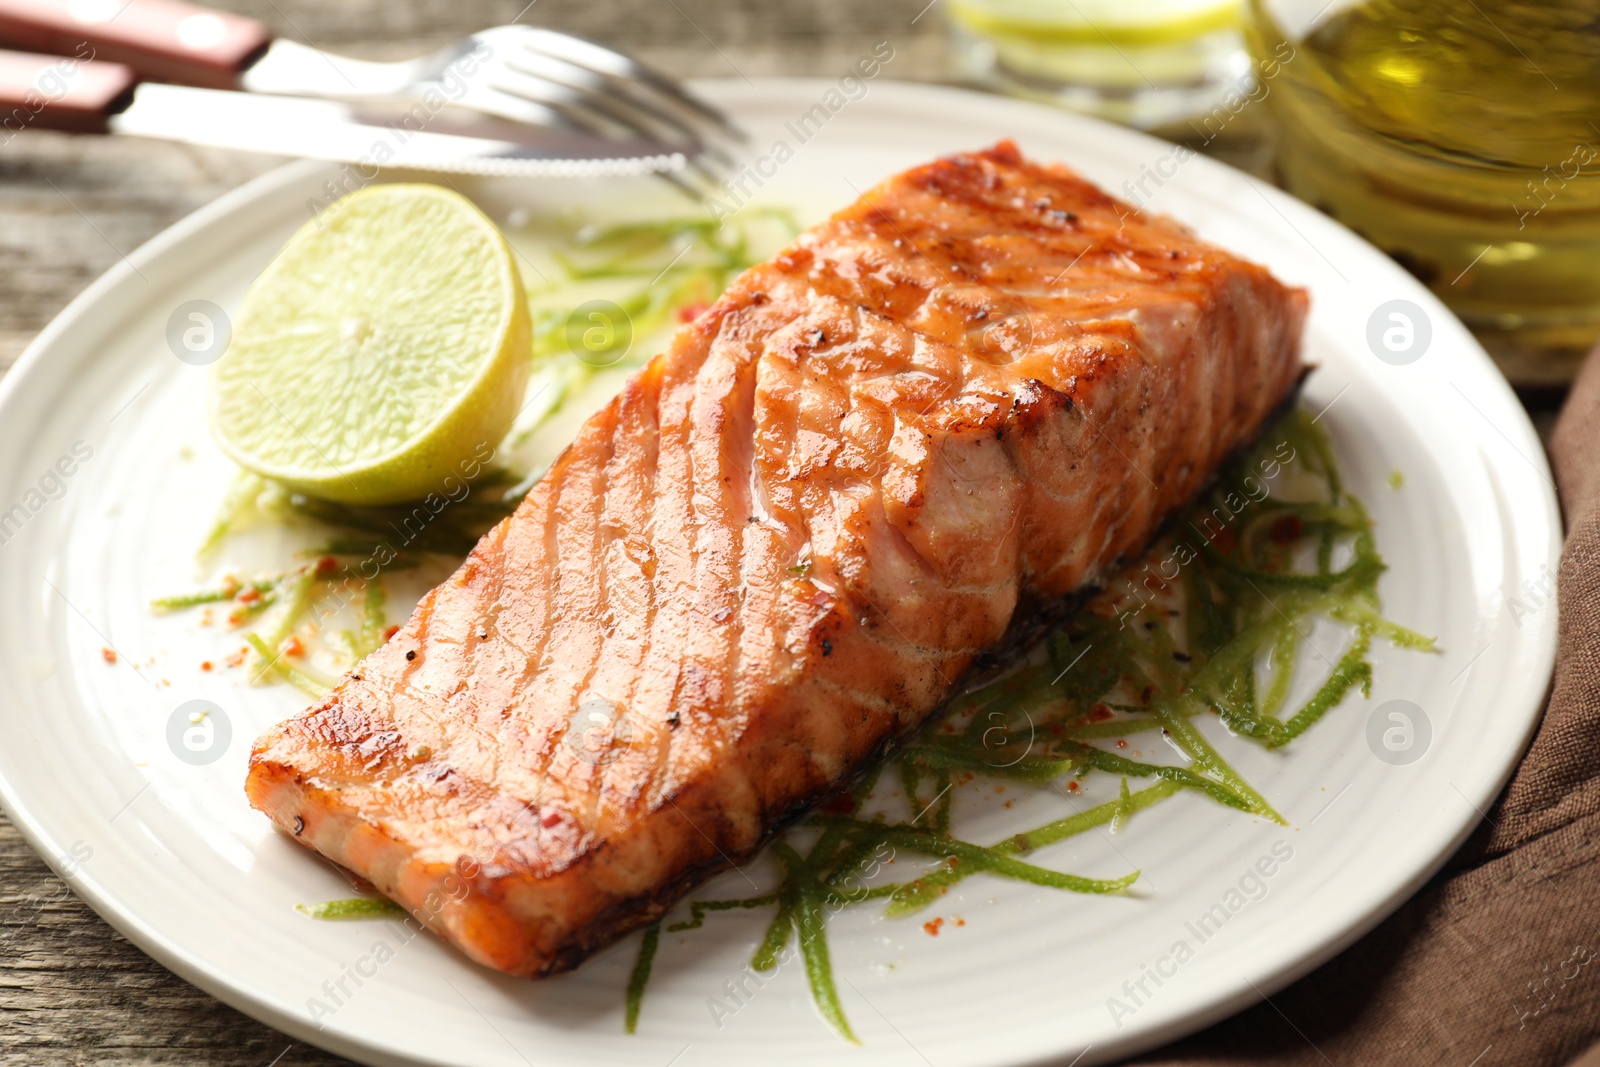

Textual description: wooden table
[0,2,1565,1063]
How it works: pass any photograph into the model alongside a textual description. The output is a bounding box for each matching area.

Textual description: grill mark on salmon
[247,141,1309,977]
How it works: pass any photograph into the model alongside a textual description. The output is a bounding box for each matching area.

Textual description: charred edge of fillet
[531,372,1313,974]
[530,841,744,976]
[531,718,925,976]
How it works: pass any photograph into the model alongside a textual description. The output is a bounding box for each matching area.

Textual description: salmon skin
[247,141,1308,978]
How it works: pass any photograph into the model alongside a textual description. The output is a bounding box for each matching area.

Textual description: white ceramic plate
[0,80,1559,1067]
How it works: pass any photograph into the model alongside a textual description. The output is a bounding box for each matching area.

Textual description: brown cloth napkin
[1134,350,1600,1067]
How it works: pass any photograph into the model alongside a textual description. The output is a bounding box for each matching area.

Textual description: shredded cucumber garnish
[624,921,662,1035]
[514,209,797,445]
[244,633,334,698]
[296,897,408,921]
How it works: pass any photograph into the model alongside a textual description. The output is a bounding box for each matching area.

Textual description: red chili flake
[941,722,956,734]
[1067,780,1080,792]
[955,918,966,927]
[1116,739,1128,749]
[677,302,710,323]
[1089,702,1114,722]
[200,661,213,672]
[100,647,117,664]
[281,636,305,658]
[923,917,944,937]
[236,587,261,605]
[540,810,562,828]
[1140,685,1157,704]
[819,792,856,815]
[1270,515,1304,544]
[314,555,340,576]
[225,647,249,668]
[383,625,400,640]
[1212,527,1238,555]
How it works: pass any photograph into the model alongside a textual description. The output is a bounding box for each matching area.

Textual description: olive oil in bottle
[1247,0,1600,380]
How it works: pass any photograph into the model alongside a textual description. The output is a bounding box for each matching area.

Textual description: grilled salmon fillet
[247,141,1308,977]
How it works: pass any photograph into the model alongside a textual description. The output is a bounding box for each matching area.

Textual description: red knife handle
[0,0,271,91]
[0,48,136,134]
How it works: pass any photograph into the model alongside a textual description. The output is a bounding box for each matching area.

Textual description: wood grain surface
[0,2,1539,1065]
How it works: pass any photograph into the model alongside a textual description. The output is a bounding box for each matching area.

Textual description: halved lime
[210,184,530,505]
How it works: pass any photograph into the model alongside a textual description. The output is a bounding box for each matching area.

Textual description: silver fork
[244,27,745,183]
[0,0,744,183]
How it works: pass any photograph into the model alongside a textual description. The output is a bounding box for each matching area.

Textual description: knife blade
[0,49,688,178]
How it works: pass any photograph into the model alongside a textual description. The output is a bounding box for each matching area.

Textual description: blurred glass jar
[1247,0,1600,381]
[948,0,1254,129]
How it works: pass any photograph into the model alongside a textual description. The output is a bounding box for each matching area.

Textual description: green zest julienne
[515,209,798,446]
[296,897,408,921]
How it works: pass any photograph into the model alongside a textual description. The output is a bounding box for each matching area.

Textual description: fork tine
[482,77,633,141]
[478,73,732,186]
[500,49,739,165]
[655,162,727,201]
[482,65,736,181]
[496,56,706,149]
[468,93,583,135]
[515,28,746,143]
[566,85,740,175]
[514,48,742,158]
